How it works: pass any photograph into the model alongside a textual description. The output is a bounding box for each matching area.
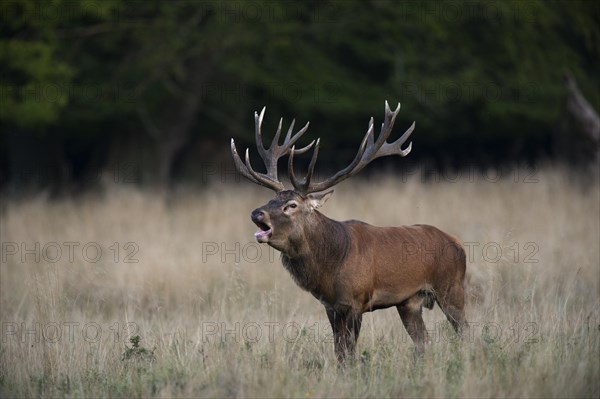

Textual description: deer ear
[307,190,334,209]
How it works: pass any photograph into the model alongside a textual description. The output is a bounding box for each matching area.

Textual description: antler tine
[265,118,313,172]
[304,139,320,187]
[362,102,412,159]
[245,148,286,191]
[288,139,321,194]
[294,129,371,195]
[288,145,300,191]
[382,100,401,141]
[230,139,256,183]
[377,121,415,157]
[285,119,295,143]
[280,120,316,153]
[287,120,311,147]
[366,117,375,148]
[231,139,283,191]
[361,101,401,161]
[292,140,316,155]
[270,117,283,151]
[254,107,268,161]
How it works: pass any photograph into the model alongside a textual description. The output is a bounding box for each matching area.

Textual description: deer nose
[251,209,265,223]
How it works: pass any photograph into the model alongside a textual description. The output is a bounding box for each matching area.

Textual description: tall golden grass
[1,167,598,398]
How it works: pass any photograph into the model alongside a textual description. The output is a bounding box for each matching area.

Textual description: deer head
[231,101,415,252]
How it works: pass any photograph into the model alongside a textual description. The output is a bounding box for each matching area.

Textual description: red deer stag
[231,102,467,362]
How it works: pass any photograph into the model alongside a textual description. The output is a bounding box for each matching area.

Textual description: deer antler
[289,101,414,195]
[231,107,315,192]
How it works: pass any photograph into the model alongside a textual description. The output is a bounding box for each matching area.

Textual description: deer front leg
[325,305,362,364]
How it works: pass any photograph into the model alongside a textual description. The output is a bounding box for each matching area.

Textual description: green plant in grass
[121,335,156,363]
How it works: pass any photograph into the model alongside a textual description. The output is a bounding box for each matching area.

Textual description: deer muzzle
[251,209,272,243]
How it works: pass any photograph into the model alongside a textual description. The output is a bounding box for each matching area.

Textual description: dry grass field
[1,167,598,398]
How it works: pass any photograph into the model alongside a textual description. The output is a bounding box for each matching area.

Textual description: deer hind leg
[325,306,362,364]
[397,294,428,355]
[436,282,467,336]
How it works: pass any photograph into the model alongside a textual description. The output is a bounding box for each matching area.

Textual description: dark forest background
[1,0,598,195]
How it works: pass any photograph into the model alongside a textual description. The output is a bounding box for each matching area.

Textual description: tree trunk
[556,71,600,169]
[145,54,219,190]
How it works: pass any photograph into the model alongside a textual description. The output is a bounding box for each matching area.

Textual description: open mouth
[254,221,272,242]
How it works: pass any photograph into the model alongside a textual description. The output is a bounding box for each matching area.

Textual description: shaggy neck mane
[280,210,349,293]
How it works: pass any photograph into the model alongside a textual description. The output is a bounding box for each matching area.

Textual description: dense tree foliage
[1,0,598,192]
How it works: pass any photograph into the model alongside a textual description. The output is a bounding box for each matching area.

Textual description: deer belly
[365,289,419,312]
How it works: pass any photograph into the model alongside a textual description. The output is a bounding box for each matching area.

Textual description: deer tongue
[254,228,272,242]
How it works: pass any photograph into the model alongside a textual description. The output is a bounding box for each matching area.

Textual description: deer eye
[284,202,297,212]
